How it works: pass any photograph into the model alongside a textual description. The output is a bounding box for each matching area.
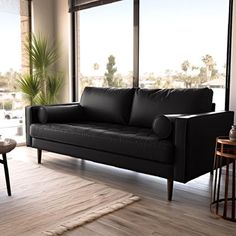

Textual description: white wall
[52,0,71,103]
[230,1,236,124]
[32,0,70,103]
[32,0,55,41]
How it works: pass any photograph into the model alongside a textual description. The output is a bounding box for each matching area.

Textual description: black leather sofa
[25,87,234,200]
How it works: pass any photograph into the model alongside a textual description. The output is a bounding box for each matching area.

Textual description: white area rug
[0,159,139,236]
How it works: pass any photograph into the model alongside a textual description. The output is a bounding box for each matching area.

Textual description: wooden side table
[210,136,236,222]
[0,138,17,196]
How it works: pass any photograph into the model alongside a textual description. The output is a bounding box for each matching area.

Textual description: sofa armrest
[174,111,234,183]
[25,103,81,147]
[25,105,41,146]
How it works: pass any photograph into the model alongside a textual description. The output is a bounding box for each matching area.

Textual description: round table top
[0,138,17,154]
[216,136,236,159]
[217,136,236,146]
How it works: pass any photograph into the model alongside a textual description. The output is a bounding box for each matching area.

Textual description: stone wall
[20,0,30,74]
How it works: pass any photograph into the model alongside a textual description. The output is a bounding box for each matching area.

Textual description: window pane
[0,0,29,143]
[140,0,229,110]
[76,0,133,98]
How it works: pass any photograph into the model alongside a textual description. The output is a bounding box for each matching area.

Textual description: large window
[76,0,133,97]
[140,0,229,111]
[72,0,231,110]
[0,0,30,143]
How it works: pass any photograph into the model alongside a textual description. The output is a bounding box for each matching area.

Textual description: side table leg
[2,153,11,196]
[223,158,230,218]
[216,157,223,214]
[232,160,235,220]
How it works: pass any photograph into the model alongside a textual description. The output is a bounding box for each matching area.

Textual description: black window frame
[69,0,122,12]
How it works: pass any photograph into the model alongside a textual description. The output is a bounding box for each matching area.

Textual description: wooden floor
[6,146,236,236]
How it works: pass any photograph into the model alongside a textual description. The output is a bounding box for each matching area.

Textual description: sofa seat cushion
[30,122,174,164]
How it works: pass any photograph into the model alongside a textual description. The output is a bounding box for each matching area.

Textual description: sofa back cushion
[129,88,213,128]
[80,87,135,124]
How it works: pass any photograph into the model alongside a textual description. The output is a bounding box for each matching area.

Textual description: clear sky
[0,0,229,76]
[0,0,21,73]
[80,0,133,76]
[80,0,229,76]
[140,0,229,76]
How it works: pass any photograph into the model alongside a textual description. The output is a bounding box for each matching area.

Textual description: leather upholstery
[80,87,135,124]
[30,122,174,164]
[174,111,234,182]
[129,88,213,127]
[25,87,234,185]
[152,114,184,139]
[38,104,84,123]
[25,105,41,146]
[152,115,172,139]
[32,139,174,179]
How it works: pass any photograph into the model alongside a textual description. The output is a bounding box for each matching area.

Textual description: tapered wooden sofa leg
[38,149,42,164]
[167,178,174,201]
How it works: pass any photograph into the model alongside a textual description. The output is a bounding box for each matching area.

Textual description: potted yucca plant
[18,33,63,105]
